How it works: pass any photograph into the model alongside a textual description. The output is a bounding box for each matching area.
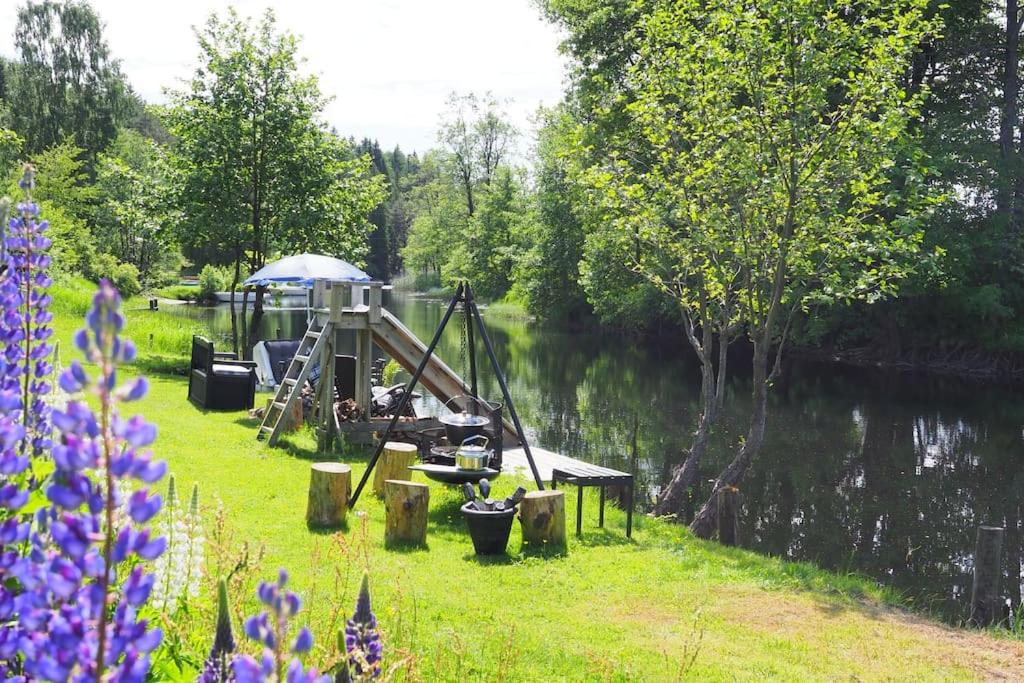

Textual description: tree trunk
[519,490,567,548]
[715,325,729,414]
[240,287,250,361]
[653,308,723,519]
[716,486,741,546]
[653,406,713,519]
[690,339,771,539]
[229,249,241,358]
[384,480,429,546]
[305,462,351,527]
[999,0,1020,227]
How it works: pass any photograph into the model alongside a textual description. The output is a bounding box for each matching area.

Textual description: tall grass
[53,277,204,374]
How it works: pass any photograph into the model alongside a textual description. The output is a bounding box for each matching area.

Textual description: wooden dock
[503,446,589,483]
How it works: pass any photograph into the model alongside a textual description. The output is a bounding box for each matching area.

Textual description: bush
[85,252,142,298]
[110,262,142,298]
[198,264,228,303]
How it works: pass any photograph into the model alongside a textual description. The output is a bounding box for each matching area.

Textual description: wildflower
[199,578,237,683]
[151,476,205,612]
[0,164,52,479]
[234,569,329,683]
[342,572,382,680]
[1,277,167,679]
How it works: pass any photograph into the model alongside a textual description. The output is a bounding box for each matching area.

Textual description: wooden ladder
[257,312,332,446]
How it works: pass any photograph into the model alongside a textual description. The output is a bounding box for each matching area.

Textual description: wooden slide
[373,308,519,445]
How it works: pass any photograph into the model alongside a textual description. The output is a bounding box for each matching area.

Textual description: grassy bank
[52,281,1024,681]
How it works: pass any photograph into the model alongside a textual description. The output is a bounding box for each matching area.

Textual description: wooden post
[716,486,740,547]
[328,283,345,323]
[368,284,383,326]
[316,322,336,451]
[355,328,373,418]
[970,525,1005,626]
[306,463,351,527]
[372,441,418,496]
[384,480,429,546]
[519,490,566,548]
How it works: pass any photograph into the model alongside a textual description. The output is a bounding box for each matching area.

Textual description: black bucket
[461,503,515,555]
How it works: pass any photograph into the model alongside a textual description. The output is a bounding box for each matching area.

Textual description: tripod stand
[349,281,544,507]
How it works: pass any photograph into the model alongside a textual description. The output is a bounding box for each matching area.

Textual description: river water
[168,291,1024,623]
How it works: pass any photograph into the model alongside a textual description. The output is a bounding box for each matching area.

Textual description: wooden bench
[551,463,634,538]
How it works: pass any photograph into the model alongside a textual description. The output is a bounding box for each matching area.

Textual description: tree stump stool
[519,490,566,548]
[384,479,429,546]
[373,441,418,496]
[306,462,351,527]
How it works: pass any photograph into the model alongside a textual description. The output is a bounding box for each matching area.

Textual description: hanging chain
[459,301,470,395]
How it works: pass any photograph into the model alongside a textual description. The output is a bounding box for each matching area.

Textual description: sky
[0,0,569,155]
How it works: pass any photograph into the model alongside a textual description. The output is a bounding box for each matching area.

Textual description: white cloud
[0,0,567,153]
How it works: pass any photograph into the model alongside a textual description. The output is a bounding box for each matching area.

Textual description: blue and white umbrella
[243,253,371,288]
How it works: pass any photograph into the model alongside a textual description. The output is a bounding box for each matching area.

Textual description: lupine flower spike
[199,578,237,683]
[234,569,329,683]
[1,278,167,680]
[343,572,382,681]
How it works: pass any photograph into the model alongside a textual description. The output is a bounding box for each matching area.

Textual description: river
[166,290,1024,623]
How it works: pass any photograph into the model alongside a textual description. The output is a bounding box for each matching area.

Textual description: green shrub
[83,253,142,297]
[198,264,227,303]
[110,262,142,298]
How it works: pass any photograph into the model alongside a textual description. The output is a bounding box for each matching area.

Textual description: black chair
[187,336,257,410]
[264,340,302,385]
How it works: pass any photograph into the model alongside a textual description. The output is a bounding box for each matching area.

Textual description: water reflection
[164,293,1024,622]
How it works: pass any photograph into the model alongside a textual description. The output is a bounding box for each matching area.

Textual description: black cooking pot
[439,396,491,445]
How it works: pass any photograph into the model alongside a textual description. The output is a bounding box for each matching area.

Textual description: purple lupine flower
[200,578,237,683]
[0,168,54,464]
[0,165,54,680]
[0,272,168,679]
[235,569,330,682]
[343,572,382,680]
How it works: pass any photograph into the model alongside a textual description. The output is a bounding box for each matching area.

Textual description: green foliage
[380,359,403,386]
[29,138,97,222]
[576,0,940,350]
[3,0,135,161]
[441,168,528,298]
[87,252,141,297]
[516,107,590,323]
[7,140,99,277]
[94,129,180,286]
[198,264,230,302]
[400,154,468,277]
[437,92,516,217]
[165,8,385,280]
[0,128,23,176]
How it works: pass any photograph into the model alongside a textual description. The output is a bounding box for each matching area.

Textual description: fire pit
[460,481,526,555]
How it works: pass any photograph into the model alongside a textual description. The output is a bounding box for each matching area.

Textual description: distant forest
[4,0,1024,376]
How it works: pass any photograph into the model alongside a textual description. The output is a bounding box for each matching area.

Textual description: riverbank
[50,279,1024,680]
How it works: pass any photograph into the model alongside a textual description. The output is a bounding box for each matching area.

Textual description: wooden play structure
[256,278,517,447]
[257,277,634,535]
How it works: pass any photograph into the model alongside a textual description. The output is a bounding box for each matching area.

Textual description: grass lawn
[51,283,1024,681]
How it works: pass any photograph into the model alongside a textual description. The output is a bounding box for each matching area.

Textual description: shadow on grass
[428,496,467,530]
[384,538,430,553]
[573,527,634,548]
[462,551,516,566]
[519,541,569,560]
[306,519,350,535]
